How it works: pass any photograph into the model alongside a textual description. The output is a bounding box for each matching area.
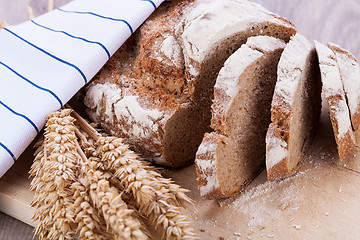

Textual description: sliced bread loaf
[195,36,286,199]
[84,0,296,167]
[315,41,356,160]
[328,43,360,145]
[266,34,322,181]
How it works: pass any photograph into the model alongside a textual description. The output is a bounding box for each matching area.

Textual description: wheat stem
[65,104,102,141]
[47,0,54,12]
[27,6,34,19]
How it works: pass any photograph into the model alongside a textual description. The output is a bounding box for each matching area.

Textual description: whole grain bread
[195,36,286,199]
[328,43,360,145]
[315,41,356,160]
[84,0,296,167]
[266,34,322,181]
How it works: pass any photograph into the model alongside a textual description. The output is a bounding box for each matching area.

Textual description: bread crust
[195,36,287,199]
[195,133,227,199]
[266,34,322,181]
[328,43,360,139]
[315,41,356,160]
[266,123,291,181]
[84,0,296,167]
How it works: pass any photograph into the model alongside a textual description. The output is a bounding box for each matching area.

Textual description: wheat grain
[71,181,111,240]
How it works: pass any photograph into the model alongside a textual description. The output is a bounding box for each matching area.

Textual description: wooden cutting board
[1,102,360,239]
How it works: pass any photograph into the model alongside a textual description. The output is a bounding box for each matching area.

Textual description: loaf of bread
[265,34,322,181]
[328,43,360,145]
[84,0,296,167]
[315,41,356,160]
[195,36,286,199]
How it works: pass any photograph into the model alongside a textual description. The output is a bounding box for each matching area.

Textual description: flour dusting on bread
[266,134,288,170]
[315,41,356,160]
[266,34,322,181]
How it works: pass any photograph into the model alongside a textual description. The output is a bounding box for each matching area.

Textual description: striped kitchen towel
[0,0,164,177]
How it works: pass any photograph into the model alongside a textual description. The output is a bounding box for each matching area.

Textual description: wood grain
[0,212,36,240]
[0,0,359,239]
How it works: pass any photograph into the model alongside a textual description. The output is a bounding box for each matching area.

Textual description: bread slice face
[195,36,286,199]
[328,43,360,145]
[84,0,296,167]
[266,34,322,181]
[315,41,356,160]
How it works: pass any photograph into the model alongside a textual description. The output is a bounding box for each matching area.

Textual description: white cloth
[0,0,164,177]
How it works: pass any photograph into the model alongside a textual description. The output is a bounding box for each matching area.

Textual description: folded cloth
[0,0,164,177]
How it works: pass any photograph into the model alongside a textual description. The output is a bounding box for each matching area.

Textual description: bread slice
[328,43,360,145]
[266,34,322,181]
[315,41,356,160]
[84,0,296,167]
[195,36,286,199]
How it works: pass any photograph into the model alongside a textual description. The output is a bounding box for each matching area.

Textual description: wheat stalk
[68,109,196,239]
[31,107,197,239]
[48,0,54,12]
[75,141,148,240]
[27,6,34,20]
[30,109,78,240]
[68,107,192,206]
[71,180,112,240]
[30,109,112,240]
[97,137,197,240]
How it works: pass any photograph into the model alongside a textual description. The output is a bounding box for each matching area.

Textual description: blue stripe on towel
[3,28,88,84]
[0,100,39,134]
[0,61,63,107]
[57,8,134,34]
[0,142,16,162]
[142,0,157,9]
[31,20,111,59]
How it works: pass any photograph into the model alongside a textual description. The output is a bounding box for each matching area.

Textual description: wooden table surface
[0,0,359,239]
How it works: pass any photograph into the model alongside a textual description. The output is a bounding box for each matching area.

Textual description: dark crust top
[89,0,196,102]
[86,0,297,169]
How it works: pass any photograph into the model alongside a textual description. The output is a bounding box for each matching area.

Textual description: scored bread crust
[315,41,356,160]
[328,43,360,145]
[195,36,287,199]
[84,0,296,167]
[266,34,322,181]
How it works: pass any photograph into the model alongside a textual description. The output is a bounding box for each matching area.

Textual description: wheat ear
[98,137,197,240]
[71,179,114,240]
[30,109,78,240]
[75,141,148,240]
[69,108,192,207]
[30,109,112,240]
[68,107,197,239]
